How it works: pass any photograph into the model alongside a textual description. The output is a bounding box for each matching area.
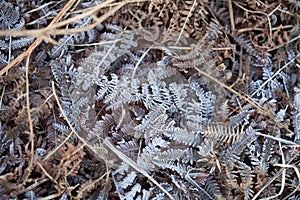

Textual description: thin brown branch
[228,0,235,33]
[0,0,78,76]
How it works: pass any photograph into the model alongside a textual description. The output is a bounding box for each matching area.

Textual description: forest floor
[1,0,300,199]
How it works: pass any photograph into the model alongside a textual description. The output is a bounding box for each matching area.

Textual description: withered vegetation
[1,0,300,199]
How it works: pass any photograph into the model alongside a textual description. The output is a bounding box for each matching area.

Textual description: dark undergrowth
[1,0,300,199]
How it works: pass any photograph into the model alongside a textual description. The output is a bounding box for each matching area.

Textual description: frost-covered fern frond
[0,2,23,30]
[87,114,115,141]
[51,54,96,133]
[154,148,196,166]
[117,30,138,55]
[234,34,264,60]
[229,104,254,127]
[245,137,275,173]
[0,1,33,66]
[203,176,222,199]
[134,113,168,138]
[261,65,283,97]
[164,127,202,147]
[51,35,75,58]
[141,83,173,110]
[187,80,215,122]
[50,16,98,58]
[112,163,142,200]
[137,136,169,172]
[173,42,213,70]
[0,52,7,68]
[155,160,190,178]
[10,37,34,50]
[0,121,12,158]
[221,127,257,169]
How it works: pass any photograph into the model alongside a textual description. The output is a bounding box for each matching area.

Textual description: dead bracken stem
[25,52,34,168]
